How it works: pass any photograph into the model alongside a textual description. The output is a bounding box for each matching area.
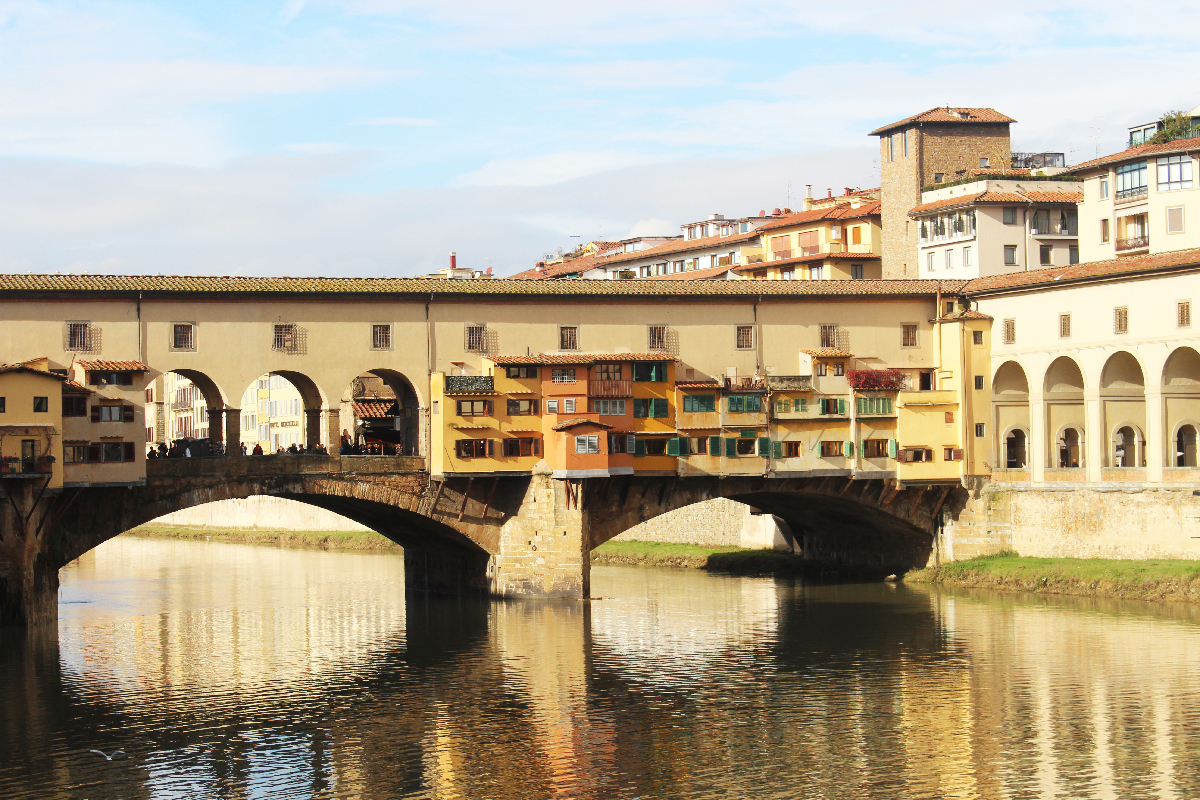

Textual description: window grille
[372,324,392,350]
[1114,307,1129,334]
[819,324,840,349]
[901,324,918,348]
[171,323,195,351]
[551,368,576,384]
[273,323,301,353]
[65,321,96,352]
[648,324,668,351]
[735,325,754,349]
[465,324,486,353]
[975,423,986,438]
[972,330,984,345]
[974,376,985,390]
[1060,314,1071,338]
[1179,301,1192,328]
[1003,319,1016,344]
[559,326,578,351]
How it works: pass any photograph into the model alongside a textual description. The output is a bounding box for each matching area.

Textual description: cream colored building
[968,251,1200,485]
[1074,136,1200,263]
[909,178,1082,278]
[241,374,306,452]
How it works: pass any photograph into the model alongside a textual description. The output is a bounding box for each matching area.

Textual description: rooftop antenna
[1089,116,1104,158]
[787,180,793,208]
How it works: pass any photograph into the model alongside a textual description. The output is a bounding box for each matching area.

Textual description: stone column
[325,409,343,451]
[488,468,588,599]
[208,408,224,445]
[1029,391,1046,484]
[225,408,241,457]
[1146,389,1164,483]
[0,480,58,626]
[305,409,323,449]
[1086,393,1104,483]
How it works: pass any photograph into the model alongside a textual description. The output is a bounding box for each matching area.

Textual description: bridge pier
[0,481,63,626]
[487,469,589,599]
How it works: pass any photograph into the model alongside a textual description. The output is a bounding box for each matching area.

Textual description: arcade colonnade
[160,365,427,456]
[989,345,1200,484]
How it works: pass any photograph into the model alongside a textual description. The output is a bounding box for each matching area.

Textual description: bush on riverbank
[128,524,401,551]
[591,540,882,580]
[907,551,1200,603]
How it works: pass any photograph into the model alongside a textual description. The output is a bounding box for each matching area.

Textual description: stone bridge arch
[581,475,968,573]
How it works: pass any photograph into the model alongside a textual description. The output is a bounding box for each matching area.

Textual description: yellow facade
[0,367,66,488]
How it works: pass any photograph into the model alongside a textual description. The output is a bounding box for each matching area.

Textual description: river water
[3,537,1200,799]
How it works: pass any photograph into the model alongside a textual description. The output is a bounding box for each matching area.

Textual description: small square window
[65,321,94,352]
[33,396,48,413]
[974,376,985,390]
[735,325,754,349]
[1114,307,1129,334]
[933,173,944,183]
[372,323,392,350]
[1167,206,1185,234]
[972,330,984,345]
[1069,245,1079,264]
[1040,244,1053,265]
[1004,245,1018,265]
[0,397,5,413]
[171,322,195,351]
[559,326,578,351]
[975,423,986,438]
[1003,208,1017,225]
[1003,319,1016,344]
[465,324,487,353]
[850,264,863,280]
[902,324,918,347]
[980,157,989,168]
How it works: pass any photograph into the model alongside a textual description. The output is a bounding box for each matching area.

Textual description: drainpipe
[136,292,143,364]
[426,292,434,463]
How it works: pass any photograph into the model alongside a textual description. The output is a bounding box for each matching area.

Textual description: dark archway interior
[348,369,422,456]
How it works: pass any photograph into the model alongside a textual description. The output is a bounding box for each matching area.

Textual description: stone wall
[610,498,748,546]
[151,495,371,532]
[939,487,1200,562]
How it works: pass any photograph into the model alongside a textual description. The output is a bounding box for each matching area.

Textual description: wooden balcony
[588,380,632,397]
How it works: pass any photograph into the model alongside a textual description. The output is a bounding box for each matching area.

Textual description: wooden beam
[428,479,445,516]
[907,484,930,517]
[457,477,473,521]
[930,485,953,524]
[481,477,499,519]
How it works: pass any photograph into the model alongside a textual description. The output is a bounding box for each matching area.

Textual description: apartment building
[240,374,306,452]
[872,107,1016,278]
[1073,136,1200,263]
[583,212,780,279]
[733,195,882,281]
[909,178,1083,278]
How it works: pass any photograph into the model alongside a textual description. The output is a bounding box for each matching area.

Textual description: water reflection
[3,536,1200,799]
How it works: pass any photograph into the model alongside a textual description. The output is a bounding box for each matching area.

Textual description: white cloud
[454,150,668,187]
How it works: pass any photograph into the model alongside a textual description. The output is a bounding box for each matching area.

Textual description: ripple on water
[3,537,1200,799]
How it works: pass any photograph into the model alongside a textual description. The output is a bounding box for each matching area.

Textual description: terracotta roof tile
[77,360,150,371]
[733,252,879,273]
[801,349,853,358]
[552,417,614,431]
[645,265,738,280]
[1071,137,1200,173]
[676,380,721,388]
[593,230,761,266]
[754,201,881,232]
[0,274,966,298]
[940,309,993,320]
[870,107,1016,135]
[1016,190,1084,204]
[965,247,1200,294]
[490,352,673,365]
[909,189,1082,216]
[352,400,397,418]
[0,364,68,379]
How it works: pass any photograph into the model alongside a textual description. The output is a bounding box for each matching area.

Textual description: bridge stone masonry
[0,452,968,625]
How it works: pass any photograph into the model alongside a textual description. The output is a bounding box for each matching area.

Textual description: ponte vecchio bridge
[1,275,980,625]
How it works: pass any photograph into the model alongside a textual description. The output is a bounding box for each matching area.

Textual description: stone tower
[872,108,1014,278]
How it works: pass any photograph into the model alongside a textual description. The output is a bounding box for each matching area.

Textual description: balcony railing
[1115,186,1147,204]
[587,380,632,397]
[1116,235,1149,252]
[1030,220,1077,236]
[773,249,792,260]
[799,245,821,256]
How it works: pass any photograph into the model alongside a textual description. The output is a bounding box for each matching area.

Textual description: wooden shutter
[487,439,495,456]
[667,438,679,456]
[454,440,463,458]
[953,448,964,461]
[709,436,721,455]
[122,404,134,422]
[87,443,101,463]
[772,440,783,459]
[888,439,897,459]
[757,436,770,456]
[861,440,869,457]
[925,448,934,462]
[799,398,807,412]
[725,438,737,457]
[635,438,646,457]
[747,396,761,412]
[90,405,100,422]
[837,398,847,415]
[123,442,135,461]
[678,436,690,455]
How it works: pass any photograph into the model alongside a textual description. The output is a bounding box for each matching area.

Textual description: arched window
[1005,429,1028,468]
[1177,424,1199,467]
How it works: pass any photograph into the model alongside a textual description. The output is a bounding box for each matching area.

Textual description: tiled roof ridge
[552,417,614,431]
[0,274,968,296]
[908,188,1082,216]
[594,229,761,265]
[0,363,68,379]
[1070,136,1200,173]
[869,107,1016,135]
[490,352,676,365]
[733,251,879,272]
[754,201,881,232]
[964,247,1200,294]
[77,359,150,371]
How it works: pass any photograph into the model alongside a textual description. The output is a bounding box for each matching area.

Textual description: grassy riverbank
[127,524,402,551]
[907,551,1200,603]
[590,540,873,579]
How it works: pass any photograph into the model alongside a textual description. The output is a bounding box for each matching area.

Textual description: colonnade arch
[338,368,424,456]
[1043,356,1086,469]
[149,369,228,449]
[1164,347,1200,471]
[992,361,1030,470]
[1100,352,1147,469]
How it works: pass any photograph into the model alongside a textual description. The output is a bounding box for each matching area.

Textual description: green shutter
[758,436,770,456]
[728,395,743,413]
[747,395,762,412]
[679,436,690,455]
[888,438,897,459]
[635,438,646,456]
[883,397,893,415]
[861,439,868,456]
[682,395,693,413]
[776,398,790,413]
[741,429,755,438]
[701,394,715,412]
[652,398,668,417]
[634,398,648,418]
[843,440,854,458]
[837,398,846,415]
[799,398,807,412]
[709,436,721,455]
[856,397,865,415]
[772,440,783,458]
[667,438,680,456]
[725,438,738,457]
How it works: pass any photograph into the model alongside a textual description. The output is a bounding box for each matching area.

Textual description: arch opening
[1043,357,1085,469]
[1176,424,1198,467]
[339,369,423,456]
[1056,426,1083,468]
[147,369,227,456]
[1005,428,1028,468]
[993,361,1030,396]
[237,372,328,455]
[1111,424,1145,468]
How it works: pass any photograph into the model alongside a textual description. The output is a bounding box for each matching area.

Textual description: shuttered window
[682,394,715,413]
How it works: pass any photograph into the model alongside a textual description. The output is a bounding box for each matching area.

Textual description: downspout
[960,312,972,486]
[935,281,942,387]
[137,292,143,364]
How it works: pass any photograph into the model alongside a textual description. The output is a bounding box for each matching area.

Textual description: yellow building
[0,363,66,487]
[241,374,306,452]
[736,192,883,281]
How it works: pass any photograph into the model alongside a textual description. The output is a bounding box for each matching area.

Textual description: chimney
[826,188,832,198]
[450,251,457,270]
[772,207,782,215]
[783,208,792,214]
[803,184,813,211]
[844,187,853,196]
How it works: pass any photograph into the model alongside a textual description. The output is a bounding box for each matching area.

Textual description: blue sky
[2,0,1198,276]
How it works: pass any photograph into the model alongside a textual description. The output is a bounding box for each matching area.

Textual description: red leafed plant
[846,369,905,390]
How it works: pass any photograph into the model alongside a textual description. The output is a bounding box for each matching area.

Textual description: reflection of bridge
[2,452,965,624]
